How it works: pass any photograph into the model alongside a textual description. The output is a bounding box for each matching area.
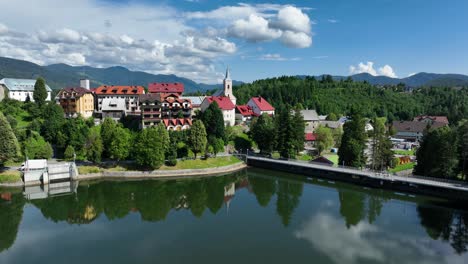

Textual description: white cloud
[270,6,311,33]
[378,65,397,78]
[191,4,313,48]
[328,19,339,23]
[408,72,417,77]
[228,14,282,42]
[349,61,398,78]
[280,31,312,48]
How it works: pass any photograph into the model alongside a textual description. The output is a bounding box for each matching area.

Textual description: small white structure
[21,159,48,183]
[0,78,52,102]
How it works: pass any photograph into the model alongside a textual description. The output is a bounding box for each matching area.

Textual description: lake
[1,168,467,264]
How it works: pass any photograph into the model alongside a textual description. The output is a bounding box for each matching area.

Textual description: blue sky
[0,0,467,83]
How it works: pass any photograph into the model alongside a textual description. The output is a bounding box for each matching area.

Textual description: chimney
[80,79,90,89]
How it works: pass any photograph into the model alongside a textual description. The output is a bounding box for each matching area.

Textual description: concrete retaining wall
[248,158,468,202]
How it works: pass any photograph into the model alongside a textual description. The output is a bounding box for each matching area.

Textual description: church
[200,67,274,126]
[200,68,237,126]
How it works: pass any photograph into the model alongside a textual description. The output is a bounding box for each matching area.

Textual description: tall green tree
[315,125,334,155]
[414,126,459,179]
[0,111,20,166]
[275,107,294,158]
[133,127,166,169]
[85,127,103,163]
[41,104,66,143]
[338,113,367,167]
[189,120,207,159]
[33,77,48,106]
[200,101,225,140]
[101,117,117,158]
[108,125,131,161]
[291,109,306,154]
[370,118,394,170]
[250,113,276,154]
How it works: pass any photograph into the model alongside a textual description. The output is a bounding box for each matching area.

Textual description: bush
[64,145,75,161]
[234,133,252,152]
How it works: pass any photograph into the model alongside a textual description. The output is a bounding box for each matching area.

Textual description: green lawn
[0,170,22,183]
[14,109,32,128]
[324,154,339,165]
[393,149,415,156]
[389,162,415,173]
[296,154,313,161]
[161,156,241,170]
[77,156,242,174]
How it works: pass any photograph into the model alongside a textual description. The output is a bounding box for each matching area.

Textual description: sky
[0,0,467,83]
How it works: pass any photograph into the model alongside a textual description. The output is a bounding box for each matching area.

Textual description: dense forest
[233,76,468,123]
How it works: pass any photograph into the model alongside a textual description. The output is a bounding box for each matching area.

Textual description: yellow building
[55,87,94,118]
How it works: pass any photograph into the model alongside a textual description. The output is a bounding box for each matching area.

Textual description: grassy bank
[0,170,21,183]
[394,149,415,156]
[78,156,242,174]
[389,162,415,173]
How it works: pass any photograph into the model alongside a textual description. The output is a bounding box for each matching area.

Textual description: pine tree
[338,112,367,167]
[291,109,306,154]
[189,120,207,159]
[33,77,47,106]
[101,117,116,158]
[251,113,276,154]
[0,112,20,166]
[200,101,225,140]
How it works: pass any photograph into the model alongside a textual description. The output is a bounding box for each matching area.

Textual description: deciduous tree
[0,112,20,166]
[189,120,207,159]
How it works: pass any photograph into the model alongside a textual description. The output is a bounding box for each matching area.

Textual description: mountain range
[0,56,242,93]
[0,56,467,92]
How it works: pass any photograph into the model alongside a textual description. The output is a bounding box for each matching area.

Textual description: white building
[0,78,52,102]
[200,96,236,126]
[246,96,275,117]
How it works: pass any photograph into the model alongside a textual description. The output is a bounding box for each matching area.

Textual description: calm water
[1,168,468,264]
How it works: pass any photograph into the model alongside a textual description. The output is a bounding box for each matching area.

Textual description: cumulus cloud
[191,4,313,48]
[349,61,398,78]
[270,6,311,33]
[280,31,312,48]
[228,14,281,42]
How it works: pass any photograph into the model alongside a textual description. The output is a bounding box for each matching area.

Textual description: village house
[301,110,320,133]
[247,96,275,116]
[413,115,449,126]
[0,78,52,102]
[180,96,205,118]
[143,82,193,130]
[94,85,145,120]
[55,87,94,119]
[201,96,236,126]
[235,104,256,124]
[392,120,447,142]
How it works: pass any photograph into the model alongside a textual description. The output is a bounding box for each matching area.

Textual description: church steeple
[223,66,236,105]
[225,66,231,80]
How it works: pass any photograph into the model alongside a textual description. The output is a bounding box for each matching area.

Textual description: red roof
[94,85,145,95]
[149,83,184,94]
[236,105,255,116]
[413,115,449,125]
[250,97,274,111]
[305,133,317,141]
[206,96,235,110]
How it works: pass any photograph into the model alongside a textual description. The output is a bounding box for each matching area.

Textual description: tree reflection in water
[1,171,468,257]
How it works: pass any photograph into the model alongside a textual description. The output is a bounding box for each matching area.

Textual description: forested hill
[233,76,468,123]
[0,56,240,93]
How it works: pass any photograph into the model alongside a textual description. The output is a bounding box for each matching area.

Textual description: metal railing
[245,152,468,189]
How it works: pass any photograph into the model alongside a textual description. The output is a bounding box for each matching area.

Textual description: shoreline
[0,162,247,188]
